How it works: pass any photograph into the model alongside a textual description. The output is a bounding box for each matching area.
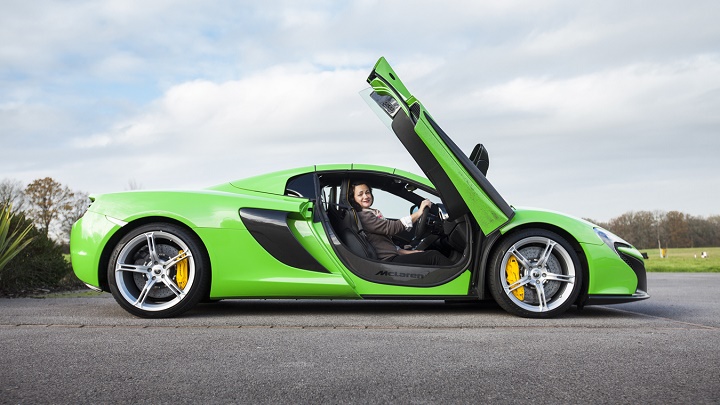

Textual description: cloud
[2,0,720,221]
[63,63,415,192]
[470,55,720,132]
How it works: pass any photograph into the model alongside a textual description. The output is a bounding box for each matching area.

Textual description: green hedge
[0,214,75,294]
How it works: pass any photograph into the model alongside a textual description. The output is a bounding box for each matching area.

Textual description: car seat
[326,179,378,260]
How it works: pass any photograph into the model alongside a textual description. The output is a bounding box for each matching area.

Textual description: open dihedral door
[363,57,514,235]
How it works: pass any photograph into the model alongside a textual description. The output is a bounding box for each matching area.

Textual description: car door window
[285,173,316,199]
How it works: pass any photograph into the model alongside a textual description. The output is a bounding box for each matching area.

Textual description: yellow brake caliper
[506,255,524,300]
[176,250,188,290]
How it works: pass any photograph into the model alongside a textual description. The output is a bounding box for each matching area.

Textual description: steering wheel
[415,206,430,238]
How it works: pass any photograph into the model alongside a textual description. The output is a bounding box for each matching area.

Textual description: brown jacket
[356,209,406,260]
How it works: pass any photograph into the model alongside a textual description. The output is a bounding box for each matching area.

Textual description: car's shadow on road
[187,299,504,317]
[178,298,647,320]
[594,301,708,322]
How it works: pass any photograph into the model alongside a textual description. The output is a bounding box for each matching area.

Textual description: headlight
[594,227,632,252]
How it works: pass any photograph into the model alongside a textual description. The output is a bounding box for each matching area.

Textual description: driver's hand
[420,199,432,211]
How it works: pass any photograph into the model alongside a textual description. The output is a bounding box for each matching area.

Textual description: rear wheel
[107,223,210,318]
[489,229,582,318]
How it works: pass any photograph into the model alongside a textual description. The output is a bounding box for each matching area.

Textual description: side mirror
[469,144,490,176]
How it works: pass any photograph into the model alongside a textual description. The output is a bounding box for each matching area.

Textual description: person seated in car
[349,182,452,266]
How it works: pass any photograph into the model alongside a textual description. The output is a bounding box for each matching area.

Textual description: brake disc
[516,246,562,304]
[131,244,180,299]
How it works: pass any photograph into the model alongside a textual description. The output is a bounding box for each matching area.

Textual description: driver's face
[353,184,373,209]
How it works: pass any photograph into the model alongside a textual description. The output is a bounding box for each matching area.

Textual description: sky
[2,0,719,222]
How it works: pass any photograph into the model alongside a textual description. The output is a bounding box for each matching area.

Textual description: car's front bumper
[70,211,123,290]
[583,243,650,305]
[585,290,650,305]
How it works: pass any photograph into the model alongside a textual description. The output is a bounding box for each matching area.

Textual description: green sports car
[70,57,648,318]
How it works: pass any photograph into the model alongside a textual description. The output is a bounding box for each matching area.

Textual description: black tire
[488,229,582,318]
[107,223,210,318]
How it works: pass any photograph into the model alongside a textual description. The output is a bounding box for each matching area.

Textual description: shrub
[0,204,33,273]
[0,213,74,294]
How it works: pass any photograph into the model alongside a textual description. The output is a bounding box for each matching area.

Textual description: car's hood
[363,57,514,235]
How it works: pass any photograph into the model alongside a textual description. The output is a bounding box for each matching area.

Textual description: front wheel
[488,229,582,318]
[107,223,210,318]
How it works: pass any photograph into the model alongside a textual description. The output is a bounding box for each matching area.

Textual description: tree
[652,210,667,251]
[0,204,34,276]
[604,211,658,249]
[126,179,143,190]
[632,211,658,249]
[688,215,713,248]
[24,177,75,238]
[707,216,720,246]
[663,211,692,248]
[59,191,90,243]
[0,179,26,215]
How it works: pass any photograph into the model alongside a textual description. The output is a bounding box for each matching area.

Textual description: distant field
[639,247,720,272]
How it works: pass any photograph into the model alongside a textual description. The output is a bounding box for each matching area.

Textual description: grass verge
[640,247,720,272]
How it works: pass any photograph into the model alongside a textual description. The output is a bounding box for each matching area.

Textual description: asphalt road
[1,273,718,404]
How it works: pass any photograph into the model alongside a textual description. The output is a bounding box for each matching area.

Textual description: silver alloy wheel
[499,235,576,313]
[114,230,195,312]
